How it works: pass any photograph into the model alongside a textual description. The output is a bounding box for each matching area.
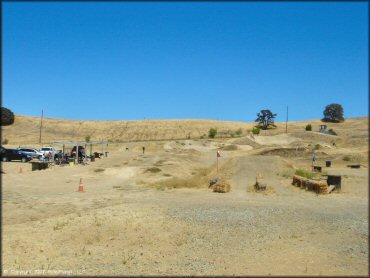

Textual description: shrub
[208,128,217,138]
[314,144,320,150]
[305,124,312,131]
[235,128,243,136]
[252,127,260,135]
[295,169,313,179]
[343,156,351,161]
[2,138,8,144]
[85,135,91,142]
[1,107,15,126]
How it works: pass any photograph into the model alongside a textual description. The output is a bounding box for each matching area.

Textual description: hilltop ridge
[1,114,367,146]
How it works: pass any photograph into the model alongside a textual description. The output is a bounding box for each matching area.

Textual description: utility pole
[39,109,43,146]
[285,106,288,134]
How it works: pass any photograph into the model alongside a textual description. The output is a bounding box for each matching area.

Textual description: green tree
[1,107,15,126]
[322,103,344,123]
[255,109,277,130]
[208,128,217,138]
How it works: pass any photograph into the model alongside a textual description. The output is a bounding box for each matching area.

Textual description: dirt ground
[1,119,369,276]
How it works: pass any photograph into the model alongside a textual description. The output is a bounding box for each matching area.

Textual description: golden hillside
[1,114,368,146]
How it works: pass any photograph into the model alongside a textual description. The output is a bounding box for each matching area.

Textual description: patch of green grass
[295,169,313,179]
[145,167,161,173]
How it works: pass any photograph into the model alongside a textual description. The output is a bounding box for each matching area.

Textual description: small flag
[217,150,221,157]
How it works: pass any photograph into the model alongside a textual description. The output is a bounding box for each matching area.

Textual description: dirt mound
[256,147,309,158]
[228,136,261,148]
[252,134,302,146]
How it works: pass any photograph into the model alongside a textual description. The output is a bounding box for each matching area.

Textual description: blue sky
[3,2,368,122]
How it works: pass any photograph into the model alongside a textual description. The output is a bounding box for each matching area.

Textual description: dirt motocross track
[1,117,368,276]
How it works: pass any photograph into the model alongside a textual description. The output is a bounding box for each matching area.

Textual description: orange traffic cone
[19,166,23,174]
[78,178,84,192]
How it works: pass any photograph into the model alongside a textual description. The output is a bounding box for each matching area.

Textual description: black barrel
[327,175,341,191]
[325,160,332,167]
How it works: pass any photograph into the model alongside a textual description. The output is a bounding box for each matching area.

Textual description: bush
[295,169,313,179]
[314,144,320,150]
[252,127,260,135]
[235,128,243,136]
[85,135,91,142]
[208,128,217,138]
[2,138,8,145]
[1,107,15,126]
[305,124,312,131]
[343,156,351,161]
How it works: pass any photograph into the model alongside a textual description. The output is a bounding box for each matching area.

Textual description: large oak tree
[255,109,277,130]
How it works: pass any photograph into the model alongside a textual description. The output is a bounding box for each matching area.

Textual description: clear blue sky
[3,2,368,122]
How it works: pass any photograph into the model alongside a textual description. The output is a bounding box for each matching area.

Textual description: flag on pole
[217,150,221,157]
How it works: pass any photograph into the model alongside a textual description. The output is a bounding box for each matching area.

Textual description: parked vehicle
[39,146,57,160]
[0,148,33,162]
[17,147,43,159]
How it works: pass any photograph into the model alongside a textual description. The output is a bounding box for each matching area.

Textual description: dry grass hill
[2,114,368,147]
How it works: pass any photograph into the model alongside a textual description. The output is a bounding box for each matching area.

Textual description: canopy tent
[52,141,108,163]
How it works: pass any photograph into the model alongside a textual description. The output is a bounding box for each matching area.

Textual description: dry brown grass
[151,167,211,189]
[222,144,238,151]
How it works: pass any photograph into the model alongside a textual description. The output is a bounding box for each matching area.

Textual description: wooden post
[39,110,43,146]
[286,106,288,134]
[216,150,220,173]
[76,145,79,164]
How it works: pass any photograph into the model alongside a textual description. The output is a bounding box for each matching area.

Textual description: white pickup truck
[39,146,57,160]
